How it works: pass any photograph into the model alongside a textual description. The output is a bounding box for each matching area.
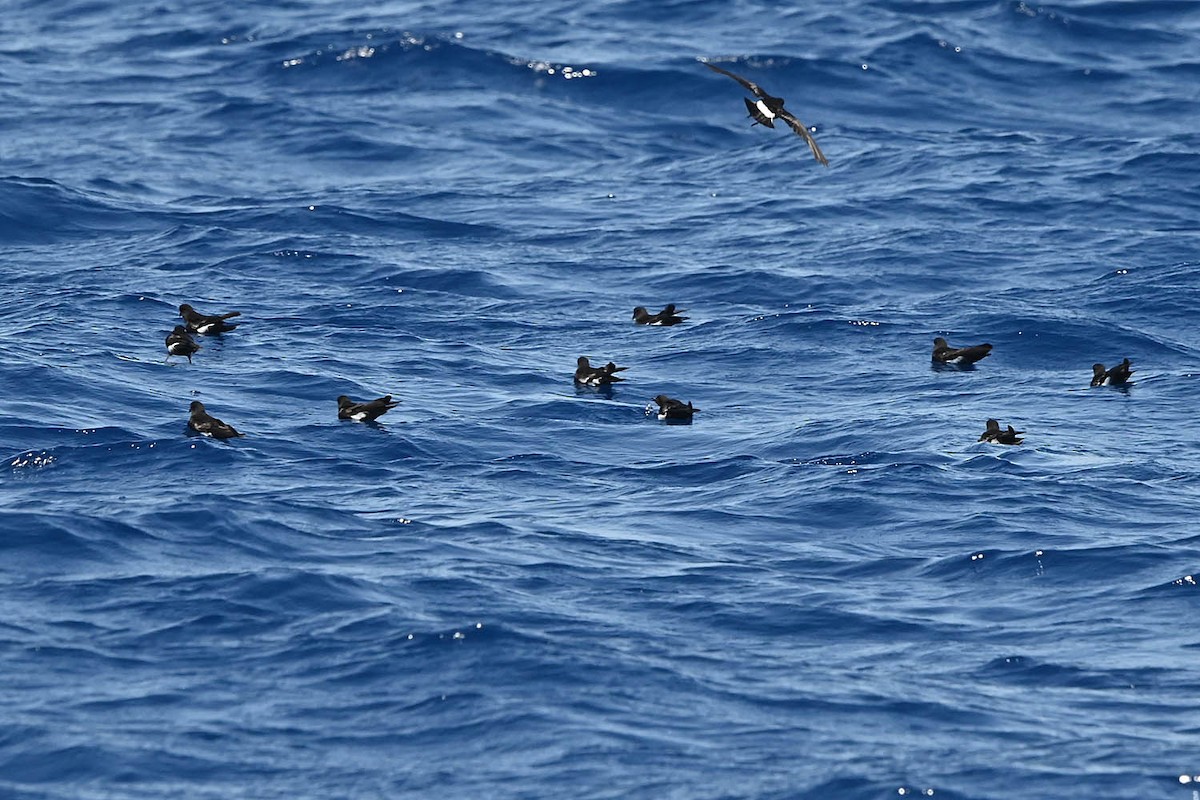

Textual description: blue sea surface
[3,0,1200,797]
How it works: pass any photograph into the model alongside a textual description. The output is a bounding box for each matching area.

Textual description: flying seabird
[187,401,244,439]
[653,394,699,422]
[575,357,628,386]
[165,325,200,364]
[1091,358,1134,387]
[179,303,240,335]
[932,337,993,365]
[337,395,400,422]
[702,61,829,167]
[978,418,1023,445]
[632,304,689,326]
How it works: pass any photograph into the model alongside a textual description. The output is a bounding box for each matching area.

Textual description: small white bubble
[861,63,869,70]
[1180,775,1191,784]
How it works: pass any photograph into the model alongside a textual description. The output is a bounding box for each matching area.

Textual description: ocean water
[3,0,1200,797]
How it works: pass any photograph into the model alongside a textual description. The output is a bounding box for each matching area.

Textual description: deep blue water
[3,0,1200,797]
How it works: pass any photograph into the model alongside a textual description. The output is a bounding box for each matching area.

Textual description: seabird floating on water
[574,357,628,386]
[653,394,699,422]
[978,418,1023,445]
[932,337,992,365]
[1091,358,1134,387]
[179,303,240,335]
[337,395,400,422]
[633,304,688,326]
[187,401,244,439]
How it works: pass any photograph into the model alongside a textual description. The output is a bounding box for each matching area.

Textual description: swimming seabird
[653,394,699,422]
[1091,358,1134,387]
[702,61,829,167]
[932,337,993,365]
[165,325,200,364]
[978,418,1023,445]
[574,357,628,386]
[179,303,240,335]
[337,395,399,422]
[187,401,244,439]
[632,304,688,326]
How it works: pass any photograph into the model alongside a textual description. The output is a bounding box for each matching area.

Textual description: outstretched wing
[777,109,829,166]
[703,61,768,99]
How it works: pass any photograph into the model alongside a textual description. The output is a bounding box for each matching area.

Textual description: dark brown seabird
[702,61,829,167]
[179,303,240,335]
[187,401,243,439]
[932,337,992,365]
[165,325,200,364]
[1091,358,1134,387]
[337,395,400,422]
[653,394,699,422]
[574,357,628,386]
[978,418,1023,445]
[632,304,688,326]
